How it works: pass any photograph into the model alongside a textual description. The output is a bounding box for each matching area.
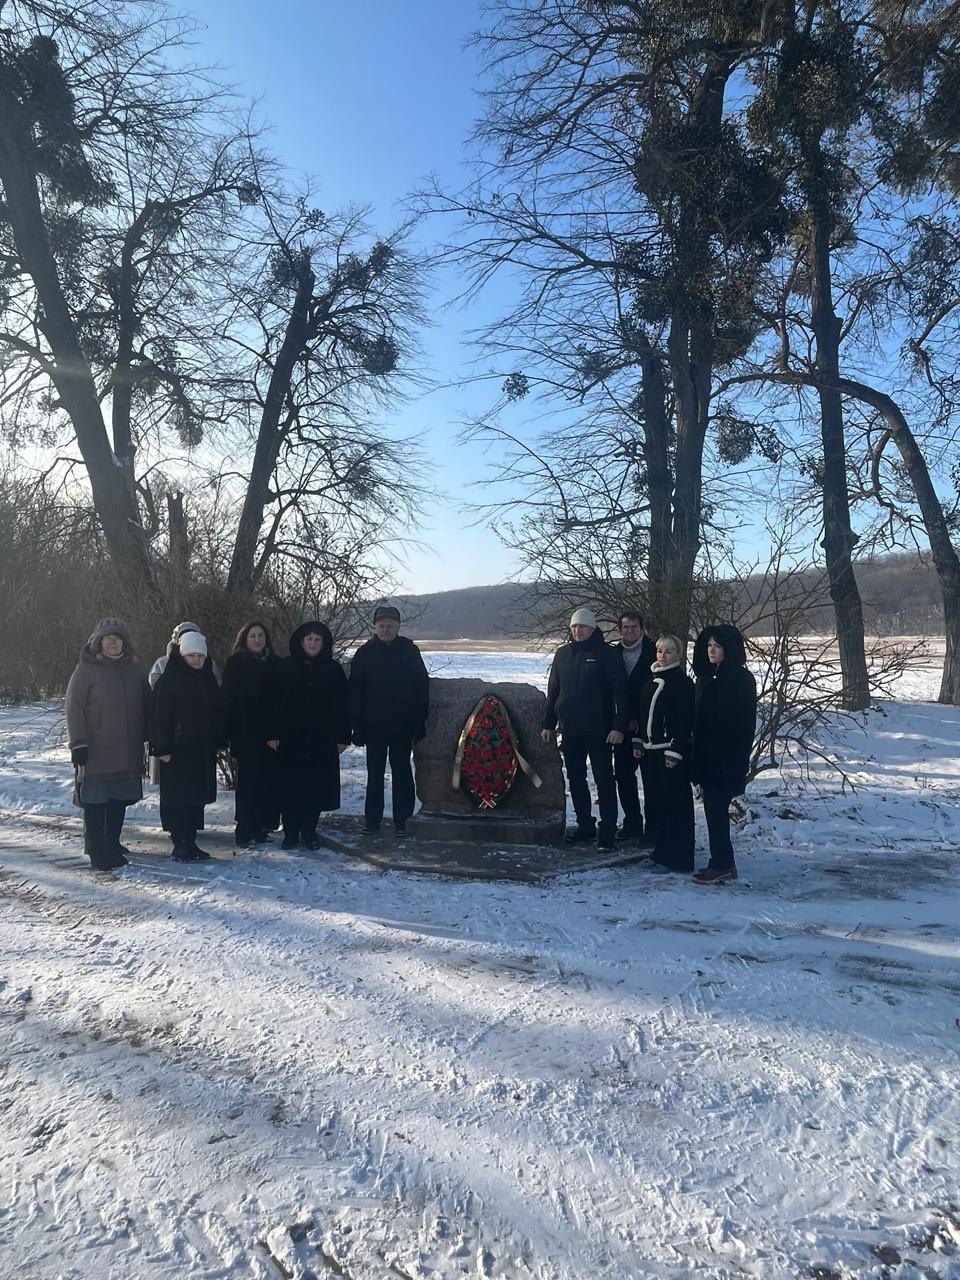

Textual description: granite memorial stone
[412,677,565,844]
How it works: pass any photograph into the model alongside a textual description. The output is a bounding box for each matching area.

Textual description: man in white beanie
[541,607,628,849]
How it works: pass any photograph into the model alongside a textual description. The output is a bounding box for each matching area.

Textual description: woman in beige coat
[65,617,151,870]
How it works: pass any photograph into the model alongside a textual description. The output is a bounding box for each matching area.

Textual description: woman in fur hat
[65,617,151,870]
[279,621,350,850]
[152,631,225,862]
[690,625,757,884]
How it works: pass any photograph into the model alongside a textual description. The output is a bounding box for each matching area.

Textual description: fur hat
[89,617,134,653]
[178,631,207,657]
[570,607,597,629]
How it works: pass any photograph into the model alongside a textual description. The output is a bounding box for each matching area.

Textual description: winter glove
[352,731,366,748]
[71,746,89,767]
[413,723,427,743]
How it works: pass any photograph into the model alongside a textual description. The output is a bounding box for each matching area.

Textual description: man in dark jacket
[612,610,657,842]
[349,605,429,837]
[541,607,628,849]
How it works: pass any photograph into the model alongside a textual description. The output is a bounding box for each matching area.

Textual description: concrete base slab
[4,810,652,885]
[315,815,651,883]
[408,812,564,847]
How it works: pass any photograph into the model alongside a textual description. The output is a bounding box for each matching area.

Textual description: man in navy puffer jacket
[541,608,629,850]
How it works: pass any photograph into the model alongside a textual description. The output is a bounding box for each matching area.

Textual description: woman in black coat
[221,620,284,848]
[690,624,757,884]
[633,634,696,874]
[280,621,350,850]
[151,632,225,862]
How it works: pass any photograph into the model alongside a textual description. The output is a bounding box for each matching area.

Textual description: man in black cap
[349,605,429,836]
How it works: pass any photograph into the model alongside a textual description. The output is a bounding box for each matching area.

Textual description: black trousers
[561,732,617,834]
[82,800,127,868]
[282,800,321,841]
[701,786,737,870]
[162,802,204,848]
[613,740,645,834]
[640,753,694,872]
[364,735,416,826]
[233,740,281,840]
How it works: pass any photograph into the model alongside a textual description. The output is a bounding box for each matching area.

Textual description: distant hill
[388,554,945,641]
[388,583,537,642]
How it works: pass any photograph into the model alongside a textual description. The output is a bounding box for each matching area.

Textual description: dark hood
[692,624,748,677]
[289,620,334,661]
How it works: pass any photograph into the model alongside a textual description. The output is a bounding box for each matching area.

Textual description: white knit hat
[178,631,207,657]
[570,607,597,628]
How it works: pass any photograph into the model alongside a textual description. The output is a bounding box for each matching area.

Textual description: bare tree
[222,191,426,603]
[421,0,791,637]
[0,0,258,596]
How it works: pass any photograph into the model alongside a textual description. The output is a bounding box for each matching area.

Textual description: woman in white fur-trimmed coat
[632,634,695,874]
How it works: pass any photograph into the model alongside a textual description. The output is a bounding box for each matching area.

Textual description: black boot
[563,823,596,845]
[83,803,114,869]
[171,840,200,863]
[102,799,129,864]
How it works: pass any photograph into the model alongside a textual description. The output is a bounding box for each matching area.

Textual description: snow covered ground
[0,651,958,1280]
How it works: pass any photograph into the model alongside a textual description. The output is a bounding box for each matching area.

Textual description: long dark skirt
[281,744,341,838]
[640,752,695,872]
[160,800,206,835]
[233,737,281,839]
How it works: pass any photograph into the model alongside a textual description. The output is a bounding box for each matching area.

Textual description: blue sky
[186,0,524,594]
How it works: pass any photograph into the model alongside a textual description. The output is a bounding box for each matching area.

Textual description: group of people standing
[64,602,755,883]
[64,605,428,870]
[543,609,757,884]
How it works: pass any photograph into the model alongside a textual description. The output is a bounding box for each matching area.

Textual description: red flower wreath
[457,695,520,808]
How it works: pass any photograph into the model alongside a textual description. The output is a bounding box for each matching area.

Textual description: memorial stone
[412,677,565,844]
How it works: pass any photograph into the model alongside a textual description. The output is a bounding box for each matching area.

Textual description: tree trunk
[657,55,732,642]
[226,255,316,597]
[834,381,960,706]
[638,337,672,630]
[166,491,190,615]
[0,92,158,601]
[805,165,869,710]
[726,370,960,704]
[663,315,709,640]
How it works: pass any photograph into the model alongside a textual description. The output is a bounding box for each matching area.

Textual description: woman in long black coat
[279,621,350,850]
[221,620,284,847]
[633,634,696,875]
[691,624,757,884]
[151,632,225,862]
